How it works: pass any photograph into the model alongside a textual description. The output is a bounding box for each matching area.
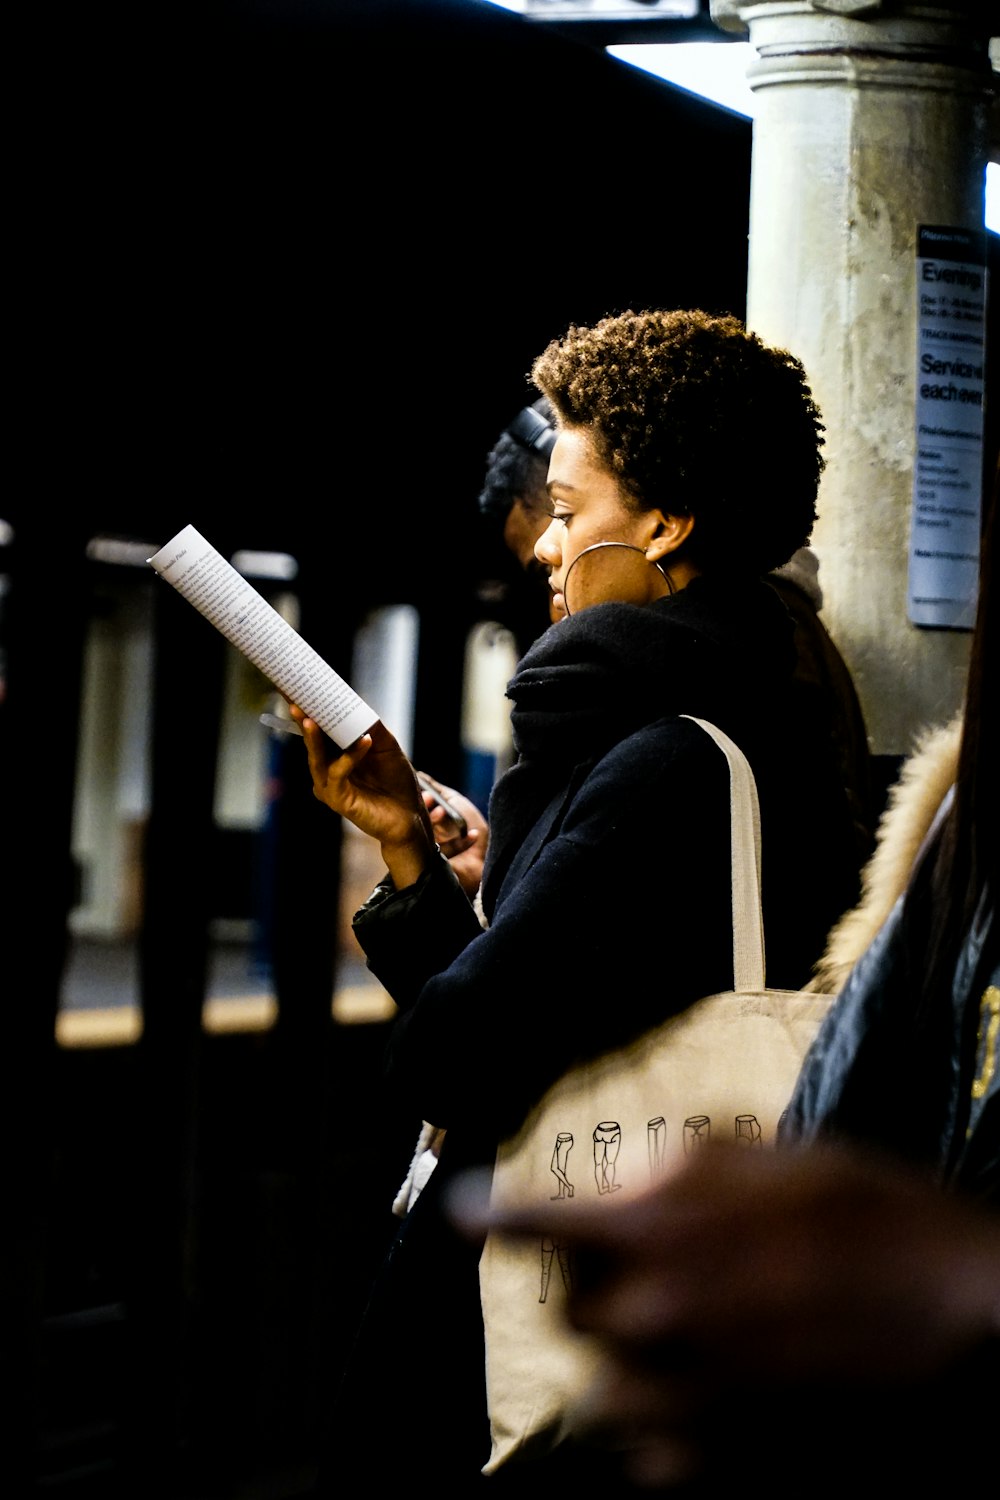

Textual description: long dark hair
[927,459,998,959]
[783,469,996,1176]
[864,466,998,1177]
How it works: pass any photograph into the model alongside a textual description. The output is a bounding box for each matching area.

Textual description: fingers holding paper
[288,707,436,888]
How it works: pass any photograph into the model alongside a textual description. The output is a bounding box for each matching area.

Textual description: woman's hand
[288,707,435,889]
[416,773,489,899]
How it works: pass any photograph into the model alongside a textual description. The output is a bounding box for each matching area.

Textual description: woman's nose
[534,518,562,567]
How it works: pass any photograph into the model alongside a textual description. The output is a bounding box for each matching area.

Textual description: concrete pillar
[710,0,996,754]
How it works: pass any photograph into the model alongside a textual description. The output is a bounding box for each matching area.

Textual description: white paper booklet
[147,523,379,749]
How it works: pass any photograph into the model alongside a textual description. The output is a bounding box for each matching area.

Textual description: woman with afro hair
[293,309,863,1495]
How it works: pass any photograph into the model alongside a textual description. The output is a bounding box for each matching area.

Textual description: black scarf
[479,576,795,918]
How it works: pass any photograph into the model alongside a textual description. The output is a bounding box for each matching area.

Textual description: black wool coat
[360,574,860,1146]
[320,575,862,1494]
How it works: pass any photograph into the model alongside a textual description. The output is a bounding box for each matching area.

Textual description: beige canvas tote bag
[479,715,837,1473]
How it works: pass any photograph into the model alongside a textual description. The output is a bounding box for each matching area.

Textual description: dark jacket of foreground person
[786,714,998,1201]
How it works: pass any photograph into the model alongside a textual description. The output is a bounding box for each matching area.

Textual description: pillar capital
[710,1,996,53]
[710,1,995,96]
[708,0,995,753]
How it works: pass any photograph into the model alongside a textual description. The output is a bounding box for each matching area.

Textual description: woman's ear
[645,511,695,562]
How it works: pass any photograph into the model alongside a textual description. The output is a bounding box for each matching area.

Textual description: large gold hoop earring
[651,558,676,596]
[562,542,676,617]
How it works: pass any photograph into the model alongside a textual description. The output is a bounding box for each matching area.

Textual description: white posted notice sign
[908,225,988,630]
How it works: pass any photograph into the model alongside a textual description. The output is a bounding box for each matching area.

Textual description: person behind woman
[477,393,562,643]
[295,309,862,1494]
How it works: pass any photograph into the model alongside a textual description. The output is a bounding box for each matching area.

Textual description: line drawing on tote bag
[549,1132,575,1199]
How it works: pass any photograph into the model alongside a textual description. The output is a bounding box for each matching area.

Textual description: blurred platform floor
[34,940,414,1500]
[56,937,397,1047]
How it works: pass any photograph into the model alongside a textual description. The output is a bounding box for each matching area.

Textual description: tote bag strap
[681,715,766,993]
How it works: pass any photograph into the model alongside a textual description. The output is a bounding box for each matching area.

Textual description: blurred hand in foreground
[449,1141,1000,1492]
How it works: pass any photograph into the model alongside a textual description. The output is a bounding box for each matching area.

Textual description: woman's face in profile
[535,425,672,618]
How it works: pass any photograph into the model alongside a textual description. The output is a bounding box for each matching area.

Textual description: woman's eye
[547,509,572,526]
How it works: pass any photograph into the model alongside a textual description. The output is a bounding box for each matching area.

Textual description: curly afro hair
[530,309,825,576]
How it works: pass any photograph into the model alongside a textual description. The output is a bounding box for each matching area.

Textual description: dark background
[8,4,997,1498]
[8,4,757,1497]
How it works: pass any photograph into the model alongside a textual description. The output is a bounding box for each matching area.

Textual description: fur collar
[807,713,962,994]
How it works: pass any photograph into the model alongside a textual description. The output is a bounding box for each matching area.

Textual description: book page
[147,523,379,749]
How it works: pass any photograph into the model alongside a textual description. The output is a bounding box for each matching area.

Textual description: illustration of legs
[539,1235,573,1304]
[593,1120,622,1194]
[734,1113,762,1147]
[549,1131,575,1199]
[683,1115,711,1153]
[648,1115,666,1180]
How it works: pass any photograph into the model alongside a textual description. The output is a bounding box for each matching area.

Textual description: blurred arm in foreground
[456,1140,1000,1494]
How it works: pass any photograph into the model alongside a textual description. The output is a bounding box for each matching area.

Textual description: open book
[147,523,379,749]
